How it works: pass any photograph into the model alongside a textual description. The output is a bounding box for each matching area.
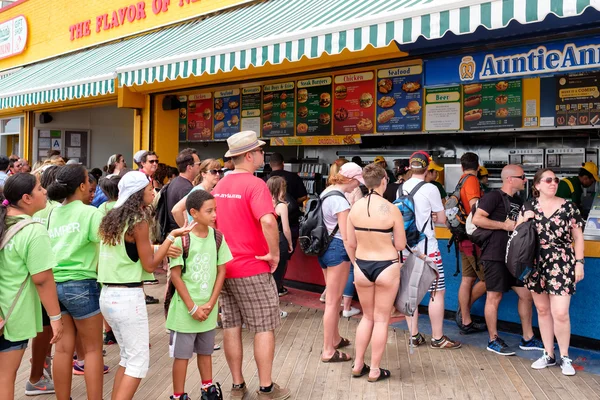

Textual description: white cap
[114,171,150,209]
[66,159,81,165]
[133,150,148,164]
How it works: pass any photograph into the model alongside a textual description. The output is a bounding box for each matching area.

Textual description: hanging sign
[0,16,28,60]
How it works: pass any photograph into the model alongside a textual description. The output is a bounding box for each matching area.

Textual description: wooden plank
[468,342,508,398]
[481,350,521,398]
[461,345,496,399]
[447,346,483,399]
[395,328,417,400]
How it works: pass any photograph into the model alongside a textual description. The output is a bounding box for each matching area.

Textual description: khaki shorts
[461,252,486,281]
[220,273,281,333]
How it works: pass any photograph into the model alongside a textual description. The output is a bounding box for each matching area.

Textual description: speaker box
[39,112,53,124]
[162,95,181,111]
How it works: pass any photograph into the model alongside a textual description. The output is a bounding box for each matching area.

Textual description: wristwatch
[575,259,585,265]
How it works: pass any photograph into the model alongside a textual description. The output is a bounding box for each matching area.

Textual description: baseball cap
[114,171,151,209]
[478,166,489,176]
[409,151,431,169]
[428,161,444,172]
[582,161,600,181]
[133,150,148,164]
[339,162,365,185]
[373,156,386,164]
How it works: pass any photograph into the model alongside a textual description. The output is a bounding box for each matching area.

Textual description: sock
[172,393,184,399]
[232,382,246,390]
[202,380,213,389]
[259,383,274,393]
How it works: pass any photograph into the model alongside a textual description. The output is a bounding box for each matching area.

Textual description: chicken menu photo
[213,89,241,140]
[262,82,295,137]
[462,79,522,131]
[333,71,375,135]
[555,72,600,127]
[187,93,213,141]
[296,77,332,136]
[376,64,423,132]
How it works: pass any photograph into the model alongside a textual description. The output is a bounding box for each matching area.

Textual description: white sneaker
[319,289,326,303]
[531,352,556,369]
[280,310,288,318]
[342,307,361,318]
[560,356,576,376]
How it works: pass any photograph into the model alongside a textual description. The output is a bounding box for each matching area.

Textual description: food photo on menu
[375,65,423,132]
[295,78,333,136]
[333,72,376,135]
[462,79,522,131]
[555,72,600,127]
[262,83,295,137]
[213,89,241,140]
[186,93,213,141]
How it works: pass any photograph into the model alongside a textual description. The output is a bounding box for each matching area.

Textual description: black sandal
[351,363,370,378]
[368,368,391,382]
[335,337,351,349]
[321,350,352,363]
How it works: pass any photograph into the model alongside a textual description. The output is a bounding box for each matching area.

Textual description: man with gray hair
[473,164,543,356]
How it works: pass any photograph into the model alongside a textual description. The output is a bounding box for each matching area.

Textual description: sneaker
[214,344,221,351]
[202,383,223,400]
[560,356,576,376]
[410,332,426,347]
[73,361,110,375]
[25,377,55,396]
[256,383,291,400]
[280,310,288,319]
[531,352,556,370]
[519,336,544,351]
[278,287,289,297]
[319,289,326,303]
[104,330,118,345]
[144,279,159,285]
[455,305,462,327]
[459,321,487,335]
[145,295,159,304]
[430,335,462,349]
[231,383,248,400]
[342,307,361,318]
[170,394,190,400]
[487,336,515,356]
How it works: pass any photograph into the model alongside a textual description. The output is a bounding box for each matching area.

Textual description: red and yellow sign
[270,135,361,146]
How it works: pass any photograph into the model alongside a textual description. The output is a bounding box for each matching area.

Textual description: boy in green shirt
[166,190,233,400]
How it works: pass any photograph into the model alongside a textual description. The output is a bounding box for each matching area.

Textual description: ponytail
[47,165,87,201]
[0,174,37,241]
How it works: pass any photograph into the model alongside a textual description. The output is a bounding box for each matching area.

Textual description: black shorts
[41,304,50,327]
[482,260,524,293]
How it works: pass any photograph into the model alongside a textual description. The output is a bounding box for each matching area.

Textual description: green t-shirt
[166,227,233,333]
[556,177,583,206]
[98,201,115,216]
[47,200,103,282]
[0,215,56,341]
[98,236,144,284]
[432,181,448,199]
[32,200,61,226]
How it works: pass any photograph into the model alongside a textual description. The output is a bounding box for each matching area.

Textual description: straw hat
[224,131,266,158]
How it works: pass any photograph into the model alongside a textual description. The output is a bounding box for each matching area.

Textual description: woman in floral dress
[520,168,584,376]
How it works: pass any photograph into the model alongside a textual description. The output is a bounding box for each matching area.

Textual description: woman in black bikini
[347,163,406,382]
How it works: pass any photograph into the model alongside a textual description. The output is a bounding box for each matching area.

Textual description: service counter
[286,227,600,342]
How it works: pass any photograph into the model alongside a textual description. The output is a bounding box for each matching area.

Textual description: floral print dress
[525,199,584,295]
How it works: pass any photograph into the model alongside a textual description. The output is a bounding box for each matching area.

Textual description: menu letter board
[425,86,461,131]
[213,89,241,140]
[333,72,375,135]
[262,82,295,137]
[555,72,600,127]
[296,77,333,136]
[463,80,522,130]
[241,87,262,135]
[187,93,213,141]
[178,96,188,141]
[376,65,423,132]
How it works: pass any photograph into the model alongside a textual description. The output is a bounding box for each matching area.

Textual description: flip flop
[368,368,391,383]
[334,337,351,349]
[321,350,352,363]
[352,363,370,378]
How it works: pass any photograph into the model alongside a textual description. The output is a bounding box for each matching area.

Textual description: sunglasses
[147,160,159,164]
[208,169,222,175]
[510,175,526,180]
[541,177,559,184]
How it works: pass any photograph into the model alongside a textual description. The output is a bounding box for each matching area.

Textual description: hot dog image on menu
[262,82,295,137]
[296,77,333,136]
[187,93,213,141]
[375,64,423,132]
[333,72,375,135]
[462,79,522,130]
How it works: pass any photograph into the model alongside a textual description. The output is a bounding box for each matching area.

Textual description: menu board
[296,77,332,136]
[425,86,461,131]
[262,82,295,137]
[555,72,600,127]
[241,87,262,135]
[187,93,213,141]
[178,96,188,141]
[333,71,376,135]
[213,89,241,140]
[462,80,522,130]
[376,65,423,132]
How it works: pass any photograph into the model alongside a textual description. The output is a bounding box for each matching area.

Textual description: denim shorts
[0,336,28,353]
[56,279,101,320]
[318,237,350,269]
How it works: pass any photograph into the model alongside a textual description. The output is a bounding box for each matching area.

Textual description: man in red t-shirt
[456,152,487,334]
[213,130,290,400]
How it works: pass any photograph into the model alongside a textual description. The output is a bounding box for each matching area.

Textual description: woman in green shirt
[0,174,63,399]
[46,164,105,400]
[98,171,194,399]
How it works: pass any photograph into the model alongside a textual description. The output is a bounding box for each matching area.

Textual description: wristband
[576,259,585,265]
[49,314,62,322]
[167,234,176,243]
[188,304,198,315]
[154,245,159,253]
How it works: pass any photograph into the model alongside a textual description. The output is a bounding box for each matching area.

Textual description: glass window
[0,117,23,135]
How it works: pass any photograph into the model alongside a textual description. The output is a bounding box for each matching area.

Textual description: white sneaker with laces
[560,356,576,376]
[531,352,556,369]
[342,307,361,318]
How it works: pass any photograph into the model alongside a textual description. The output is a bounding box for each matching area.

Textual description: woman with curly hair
[98,171,194,399]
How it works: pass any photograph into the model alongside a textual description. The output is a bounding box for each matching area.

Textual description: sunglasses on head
[208,169,222,175]
[147,160,159,164]
[541,177,559,184]
[510,175,526,180]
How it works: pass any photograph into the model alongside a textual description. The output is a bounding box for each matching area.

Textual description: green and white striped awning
[1,0,598,109]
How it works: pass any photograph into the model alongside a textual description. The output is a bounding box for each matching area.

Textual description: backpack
[0,219,40,335]
[444,175,474,242]
[393,181,429,249]
[394,251,439,318]
[465,199,492,247]
[298,191,348,256]
[506,202,538,281]
[154,182,172,244]
[164,228,224,319]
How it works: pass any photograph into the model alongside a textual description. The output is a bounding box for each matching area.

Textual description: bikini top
[353,190,394,234]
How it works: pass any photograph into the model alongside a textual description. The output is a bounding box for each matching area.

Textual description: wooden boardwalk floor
[14,282,600,400]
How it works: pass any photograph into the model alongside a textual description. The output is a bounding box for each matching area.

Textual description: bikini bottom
[355,258,400,283]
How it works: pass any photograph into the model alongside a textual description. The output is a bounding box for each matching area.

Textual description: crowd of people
[0,132,589,400]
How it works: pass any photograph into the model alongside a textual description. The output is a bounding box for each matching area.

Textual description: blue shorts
[56,279,101,320]
[0,336,28,353]
[318,237,350,269]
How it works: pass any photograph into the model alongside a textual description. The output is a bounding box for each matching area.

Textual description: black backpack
[393,181,429,249]
[506,202,538,281]
[154,182,172,243]
[299,191,348,256]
